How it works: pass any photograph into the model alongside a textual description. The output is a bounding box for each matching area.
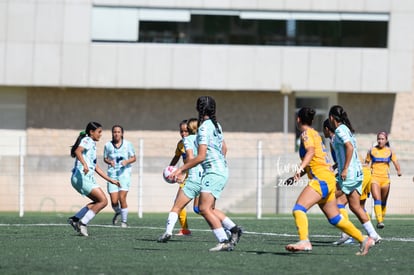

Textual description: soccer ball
[163,166,177,184]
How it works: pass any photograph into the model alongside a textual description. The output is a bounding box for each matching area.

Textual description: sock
[292,205,308,241]
[74,206,89,220]
[338,204,349,221]
[112,204,121,214]
[221,217,236,231]
[374,200,383,223]
[362,221,379,239]
[213,227,228,243]
[330,214,364,243]
[165,212,178,235]
[80,209,96,225]
[382,203,387,220]
[178,208,188,230]
[121,208,128,223]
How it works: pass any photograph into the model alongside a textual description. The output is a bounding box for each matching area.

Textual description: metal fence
[0,133,413,218]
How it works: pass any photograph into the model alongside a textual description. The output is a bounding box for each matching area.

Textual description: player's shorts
[360,167,372,201]
[201,168,229,199]
[371,175,390,187]
[182,179,202,199]
[71,168,100,196]
[107,174,130,193]
[337,167,363,195]
[308,170,336,204]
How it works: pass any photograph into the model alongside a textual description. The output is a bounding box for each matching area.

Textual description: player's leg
[371,181,383,226]
[78,187,108,236]
[158,188,192,242]
[119,190,128,227]
[176,185,191,235]
[347,190,380,241]
[285,186,320,252]
[213,208,243,246]
[379,183,391,227]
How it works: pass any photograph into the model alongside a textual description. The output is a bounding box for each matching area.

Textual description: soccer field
[1,212,413,275]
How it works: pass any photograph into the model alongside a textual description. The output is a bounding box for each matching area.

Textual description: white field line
[1,223,414,242]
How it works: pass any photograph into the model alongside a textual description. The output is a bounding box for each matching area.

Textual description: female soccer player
[104,125,136,228]
[169,96,242,252]
[168,119,192,236]
[158,118,202,242]
[365,131,402,229]
[323,119,380,245]
[285,107,374,256]
[68,122,120,236]
[328,105,380,243]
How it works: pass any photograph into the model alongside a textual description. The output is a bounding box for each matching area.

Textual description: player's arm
[103,146,115,167]
[74,146,89,174]
[171,144,206,181]
[294,146,314,181]
[222,140,228,157]
[341,141,353,180]
[95,164,120,186]
[122,154,137,166]
[391,150,402,176]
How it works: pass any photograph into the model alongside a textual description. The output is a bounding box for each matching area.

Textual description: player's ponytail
[71,121,102,158]
[329,105,355,133]
[196,96,221,133]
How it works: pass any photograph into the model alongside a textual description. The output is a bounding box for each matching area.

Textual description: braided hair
[196,96,221,133]
[329,105,355,133]
[70,121,102,157]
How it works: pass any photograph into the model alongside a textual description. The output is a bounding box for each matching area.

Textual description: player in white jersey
[329,106,381,243]
[170,96,242,252]
[104,125,136,228]
[68,122,120,237]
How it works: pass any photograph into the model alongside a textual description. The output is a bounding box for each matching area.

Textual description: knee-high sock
[374,200,383,223]
[121,208,128,223]
[80,209,96,225]
[292,204,308,241]
[382,203,387,220]
[179,208,188,230]
[329,214,364,243]
[165,212,178,235]
[338,204,349,221]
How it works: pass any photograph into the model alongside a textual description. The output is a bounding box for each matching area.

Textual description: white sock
[213,227,229,243]
[121,208,128,223]
[80,210,96,225]
[75,206,89,219]
[363,221,379,238]
[221,217,236,230]
[165,212,178,235]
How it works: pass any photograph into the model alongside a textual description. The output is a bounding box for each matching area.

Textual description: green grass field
[0,212,413,275]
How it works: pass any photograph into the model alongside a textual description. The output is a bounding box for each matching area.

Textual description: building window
[92,7,389,48]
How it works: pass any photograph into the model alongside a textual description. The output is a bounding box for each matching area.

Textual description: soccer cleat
[373,234,382,244]
[157,233,172,243]
[209,241,234,252]
[176,229,192,236]
[332,233,351,245]
[343,237,355,245]
[356,237,375,256]
[230,225,243,246]
[67,216,79,232]
[377,222,385,229]
[121,222,128,228]
[78,222,89,237]
[112,212,121,225]
[285,240,312,252]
